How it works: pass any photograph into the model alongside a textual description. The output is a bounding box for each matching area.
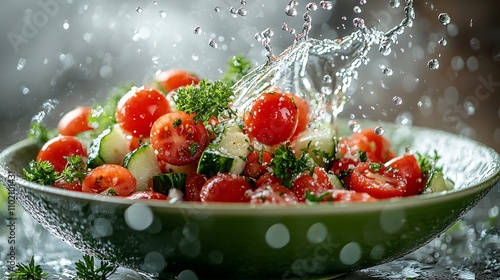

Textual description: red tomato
[155,69,200,93]
[126,191,169,200]
[244,92,298,146]
[150,111,209,166]
[58,106,93,136]
[311,189,377,203]
[329,157,359,188]
[116,86,171,138]
[53,181,82,192]
[350,162,406,199]
[250,183,298,205]
[185,173,207,202]
[385,154,426,196]
[126,135,144,151]
[286,94,310,140]
[338,128,395,163]
[200,173,252,203]
[255,173,282,187]
[243,149,273,179]
[291,167,333,203]
[36,135,87,172]
[82,164,137,196]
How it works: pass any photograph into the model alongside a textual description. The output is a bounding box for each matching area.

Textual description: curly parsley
[88,84,133,133]
[221,55,253,86]
[270,143,314,188]
[23,160,58,186]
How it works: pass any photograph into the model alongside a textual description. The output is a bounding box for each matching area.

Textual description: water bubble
[323,75,332,83]
[320,0,334,10]
[194,26,201,34]
[159,11,166,18]
[389,0,401,8]
[427,58,440,69]
[136,7,142,13]
[306,2,318,11]
[238,8,247,16]
[438,13,451,25]
[62,20,69,30]
[17,58,26,70]
[214,6,221,12]
[208,38,218,48]
[353,18,366,29]
[374,126,385,135]
[438,37,447,46]
[392,96,403,105]
[353,6,362,14]
[348,120,361,132]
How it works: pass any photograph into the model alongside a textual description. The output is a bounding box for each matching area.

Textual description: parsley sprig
[221,55,253,86]
[8,256,48,280]
[58,155,87,184]
[175,79,235,124]
[270,143,314,188]
[88,84,133,133]
[74,254,118,280]
[23,155,87,186]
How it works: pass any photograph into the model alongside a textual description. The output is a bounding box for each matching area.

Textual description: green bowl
[1,121,499,280]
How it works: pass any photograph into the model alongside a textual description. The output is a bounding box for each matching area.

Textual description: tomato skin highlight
[150,111,209,166]
[155,69,200,93]
[200,173,252,203]
[250,183,298,205]
[36,135,87,172]
[82,164,137,196]
[291,167,333,203]
[244,92,298,146]
[126,191,169,200]
[116,86,171,138]
[386,154,426,196]
[350,162,406,199]
[58,106,93,136]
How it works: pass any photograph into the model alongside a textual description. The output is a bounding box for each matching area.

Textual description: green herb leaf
[88,84,133,133]
[74,254,118,280]
[23,160,58,186]
[221,55,253,86]
[175,79,235,124]
[369,162,383,173]
[8,256,48,280]
[27,121,56,143]
[270,143,314,188]
[57,155,87,184]
[305,190,334,204]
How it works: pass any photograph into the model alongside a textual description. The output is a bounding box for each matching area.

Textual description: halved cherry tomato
[311,189,377,203]
[126,191,169,200]
[255,173,282,188]
[243,149,273,179]
[116,86,171,137]
[385,154,426,196]
[36,135,87,172]
[58,106,93,136]
[291,167,333,202]
[82,164,137,196]
[338,128,395,163]
[150,111,209,166]
[244,92,298,146]
[329,157,359,188]
[155,69,200,93]
[286,93,310,140]
[250,183,298,205]
[185,173,207,202]
[350,162,406,199]
[200,173,252,203]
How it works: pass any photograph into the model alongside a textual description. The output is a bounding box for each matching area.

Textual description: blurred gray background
[0,0,499,152]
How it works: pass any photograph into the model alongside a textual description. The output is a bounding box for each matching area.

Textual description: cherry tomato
[185,173,207,202]
[57,106,93,136]
[311,189,377,203]
[155,69,200,93]
[53,181,82,192]
[250,183,298,205]
[385,154,426,196]
[200,173,252,203]
[350,162,406,199]
[150,111,209,166]
[338,128,395,163]
[286,94,310,140]
[255,173,282,188]
[82,164,137,196]
[243,149,273,179]
[36,135,87,172]
[126,191,169,200]
[116,86,171,137]
[244,92,298,146]
[329,157,359,188]
[291,167,333,203]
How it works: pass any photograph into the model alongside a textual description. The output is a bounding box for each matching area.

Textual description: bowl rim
[1,127,499,216]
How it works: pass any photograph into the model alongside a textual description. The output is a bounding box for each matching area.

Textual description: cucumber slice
[427,171,454,193]
[292,124,336,168]
[87,124,130,168]
[327,173,344,190]
[152,173,187,196]
[123,144,161,191]
[197,122,250,177]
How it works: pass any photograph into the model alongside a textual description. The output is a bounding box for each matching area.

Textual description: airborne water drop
[427,58,439,69]
[438,13,451,25]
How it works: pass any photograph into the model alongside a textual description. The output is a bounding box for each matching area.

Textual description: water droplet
[379,65,393,76]
[379,40,392,56]
[348,120,361,132]
[353,18,365,29]
[469,37,480,50]
[285,5,298,17]
[214,6,221,12]
[153,1,157,5]
[17,58,26,70]
[124,203,153,231]
[427,58,439,69]
[438,37,447,46]
[389,0,400,8]
[241,0,247,5]
[265,224,290,249]
[208,38,218,48]
[136,7,142,13]
[392,96,402,105]
[374,126,385,135]
[194,26,201,34]
[62,20,69,30]
[319,0,333,10]
[323,75,332,83]
[230,7,238,15]
[20,85,30,95]
[306,2,318,11]
[281,23,289,31]
[438,13,451,25]
[159,11,166,18]
[469,19,473,27]
[191,53,199,61]
[99,65,113,79]
[353,6,362,14]
[238,8,247,16]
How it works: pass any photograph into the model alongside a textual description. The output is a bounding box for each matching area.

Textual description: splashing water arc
[232,0,415,129]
